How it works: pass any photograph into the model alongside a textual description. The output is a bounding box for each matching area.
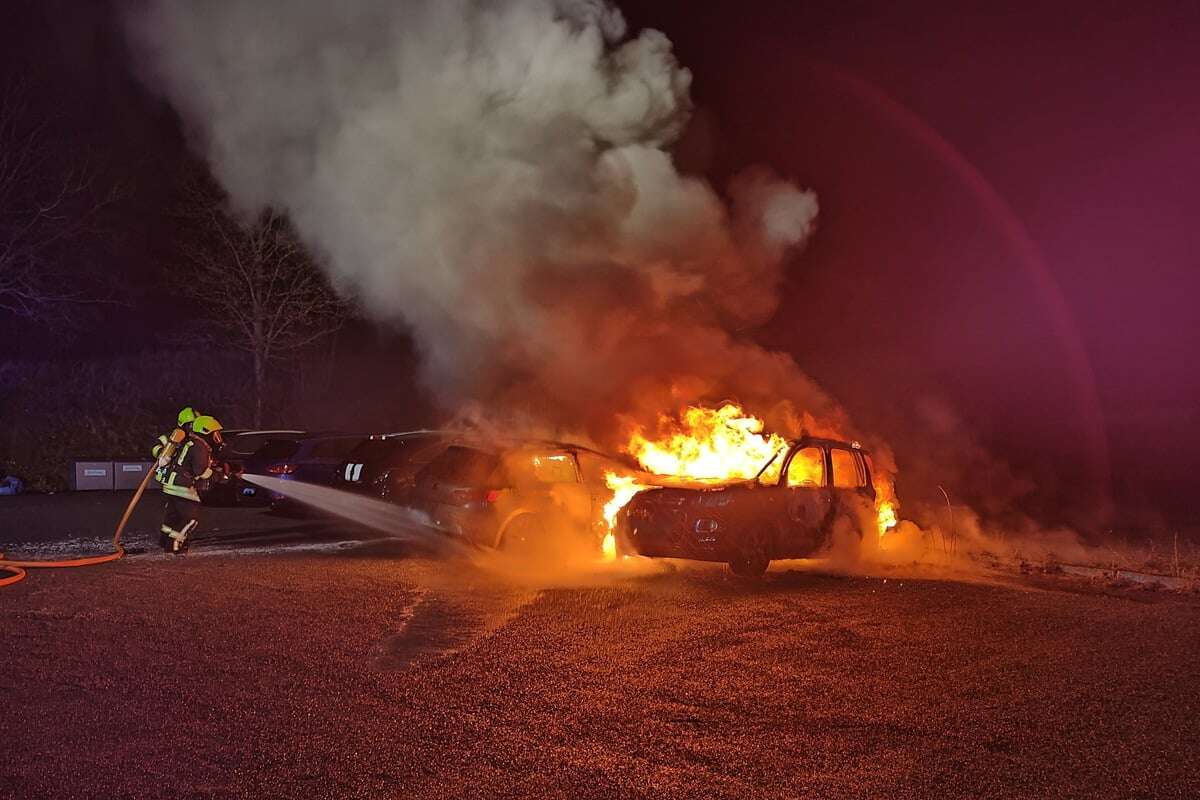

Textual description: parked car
[615,437,877,576]
[402,439,624,554]
[203,430,306,505]
[240,433,366,505]
[335,431,456,501]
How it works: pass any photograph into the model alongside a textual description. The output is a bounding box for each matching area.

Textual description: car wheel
[729,525,772,577]
[729,554,770,578]
[499,513,547,555]
[614,528,637,557]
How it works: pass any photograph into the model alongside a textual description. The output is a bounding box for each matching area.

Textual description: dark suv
[616,437,877,576]
[203,429,306,505]
[241,433,365,505]
[403,440,621,553]
[335,431,454,501]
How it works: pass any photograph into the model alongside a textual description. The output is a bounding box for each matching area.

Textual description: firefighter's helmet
[191,415,223,435]
[192,414,225,448]
[177,406,198,427]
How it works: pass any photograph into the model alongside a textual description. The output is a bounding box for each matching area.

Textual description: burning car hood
[632,473,754,491]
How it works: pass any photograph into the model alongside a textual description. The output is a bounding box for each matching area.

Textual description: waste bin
[114,461,154,490]
[70,460,114,491]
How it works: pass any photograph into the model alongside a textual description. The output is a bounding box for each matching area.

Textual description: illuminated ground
[2,493,1198,799]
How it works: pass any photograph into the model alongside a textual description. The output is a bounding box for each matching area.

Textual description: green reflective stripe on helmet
[192,415,223,435]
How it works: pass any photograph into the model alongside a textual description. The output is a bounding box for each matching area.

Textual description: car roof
[439,437,622,462]
[364,429,456,440]
[230,429,307,437]
[294,432,362,441]
[793,436,870,454]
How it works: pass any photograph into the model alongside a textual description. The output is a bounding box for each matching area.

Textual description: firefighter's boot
[164,520,198,555]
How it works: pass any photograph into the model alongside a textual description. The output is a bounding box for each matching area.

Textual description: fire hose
[0,469,154,589]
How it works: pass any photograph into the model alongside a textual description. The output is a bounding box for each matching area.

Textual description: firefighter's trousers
[161,494,202,554]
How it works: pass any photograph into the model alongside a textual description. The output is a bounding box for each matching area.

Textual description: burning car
[402,440,625,554]
[615,436,879,576]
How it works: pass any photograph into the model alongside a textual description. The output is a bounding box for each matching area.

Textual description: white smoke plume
[127,0,833,445]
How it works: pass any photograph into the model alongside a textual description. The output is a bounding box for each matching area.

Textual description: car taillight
[484,489,502,503]
[268,463,296,475]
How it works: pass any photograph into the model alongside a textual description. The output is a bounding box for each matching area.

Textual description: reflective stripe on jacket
[152,431,212,493]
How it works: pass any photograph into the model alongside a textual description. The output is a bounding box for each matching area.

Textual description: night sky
[5,0,1198,522]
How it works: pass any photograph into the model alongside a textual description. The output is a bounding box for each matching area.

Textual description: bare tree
[175,181,348,426]
[0,79,116,320]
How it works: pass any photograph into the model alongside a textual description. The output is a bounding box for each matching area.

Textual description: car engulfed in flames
[600,404,900,575]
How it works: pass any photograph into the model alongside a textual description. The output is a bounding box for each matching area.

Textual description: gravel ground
[2,492,1199,799]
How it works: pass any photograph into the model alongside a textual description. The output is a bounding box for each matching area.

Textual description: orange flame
[874,476,899,538]
[628,403,789,483]
[600,472,650,560]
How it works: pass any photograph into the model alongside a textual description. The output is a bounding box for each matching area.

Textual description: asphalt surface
[2,492,1199,799]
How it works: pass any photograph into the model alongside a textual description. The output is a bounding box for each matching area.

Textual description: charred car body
[616,437,877,576]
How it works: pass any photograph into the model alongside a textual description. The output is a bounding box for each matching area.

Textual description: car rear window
[425,446,501,485]
[227,433,298,457]
[349,434,447,465]
[504,451,578,485]
[310,438,362,459]
[347,439,401,463]
[255,440,300,461]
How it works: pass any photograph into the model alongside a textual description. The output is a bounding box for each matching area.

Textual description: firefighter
[153,412,224,554]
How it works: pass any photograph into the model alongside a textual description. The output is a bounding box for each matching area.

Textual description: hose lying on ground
[0,470,154,588]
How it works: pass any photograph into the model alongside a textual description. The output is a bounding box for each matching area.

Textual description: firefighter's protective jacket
[153,431,213,502]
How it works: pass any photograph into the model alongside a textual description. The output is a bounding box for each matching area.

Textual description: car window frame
[829,447,868,489]
[782,443,827,488]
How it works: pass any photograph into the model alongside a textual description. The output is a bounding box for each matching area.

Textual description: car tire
[729,524,772,577]
[499,513,547,555]
[729,554,770,578]
[614,529,637,558]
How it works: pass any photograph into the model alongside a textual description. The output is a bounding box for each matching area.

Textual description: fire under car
[615,437,878,576]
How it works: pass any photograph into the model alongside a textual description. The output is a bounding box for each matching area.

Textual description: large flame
[628,403,790,483]
[600,403,900,560]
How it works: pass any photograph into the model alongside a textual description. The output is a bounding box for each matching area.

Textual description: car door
[528,450,591,528]
[776,443,834,556]
[421,446,500,542]
[828,446,873,526]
